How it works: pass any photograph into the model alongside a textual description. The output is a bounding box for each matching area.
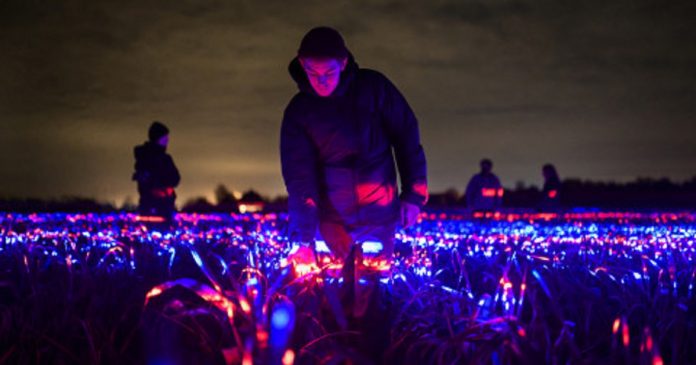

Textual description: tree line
[1,177,695,213]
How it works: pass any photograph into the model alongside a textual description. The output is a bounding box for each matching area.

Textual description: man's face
[481,161,492,174]
[157,135,169,148]
[300,57,347,97]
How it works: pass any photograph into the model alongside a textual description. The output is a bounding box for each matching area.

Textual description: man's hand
[401,201,420,228]
[288,244,317,276]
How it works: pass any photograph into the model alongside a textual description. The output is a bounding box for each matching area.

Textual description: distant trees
[557,177,696,209]
[425,176,696,210]
[120,196,137,211]
[180,196,217,213]
[214,184,239,212]
[180,184,281,213]
[2,176,693,213]
[0,197,117,213]
[180,183,237,213]
[427,188,461,207]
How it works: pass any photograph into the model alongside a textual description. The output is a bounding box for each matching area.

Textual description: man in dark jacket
[280,27,428,271]
[540,163,561,211]
[133,121,181,220]
[465,158,503,212]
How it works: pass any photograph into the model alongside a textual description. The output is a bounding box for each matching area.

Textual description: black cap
[297,26,348,60]
[148,121,169,142]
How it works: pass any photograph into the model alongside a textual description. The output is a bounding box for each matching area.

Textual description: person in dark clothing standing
[133,121,181,220]
[280,27,428,276]
[540,163,561,211]
[464,158,503,212]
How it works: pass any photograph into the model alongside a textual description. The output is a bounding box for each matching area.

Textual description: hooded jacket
[133,141,180,212]
[281,55,427,242]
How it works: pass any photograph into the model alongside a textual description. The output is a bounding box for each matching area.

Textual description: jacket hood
[288,52,359,97]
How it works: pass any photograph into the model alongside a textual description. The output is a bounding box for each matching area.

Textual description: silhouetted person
[465,159,503,211]
[133,121,180,221]
[281,27,428,317]
[540,163,561,211]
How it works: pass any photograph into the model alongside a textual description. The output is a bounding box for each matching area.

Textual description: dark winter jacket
[540,177,561,209]
[465,173,502,210]
[281,55,427,242]
[133,142,180,215]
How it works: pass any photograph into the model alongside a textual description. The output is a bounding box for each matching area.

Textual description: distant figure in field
[540,163,561,211]
[132,121,180,220]
[465,159,503,211]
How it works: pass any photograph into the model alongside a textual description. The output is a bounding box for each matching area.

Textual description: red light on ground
[256,329,269,343]
[282,350,295,365]
[612,318,620,334]
[136,216,165,223]
[622,320,630,347]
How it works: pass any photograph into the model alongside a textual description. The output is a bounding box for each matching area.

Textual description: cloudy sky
[1,0,694,205]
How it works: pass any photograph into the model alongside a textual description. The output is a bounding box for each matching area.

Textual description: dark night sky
[1,0,695,205]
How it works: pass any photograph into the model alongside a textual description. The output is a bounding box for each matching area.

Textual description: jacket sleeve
[379,75,428,207]
[280,110,319,242]
[163,155,181,187]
